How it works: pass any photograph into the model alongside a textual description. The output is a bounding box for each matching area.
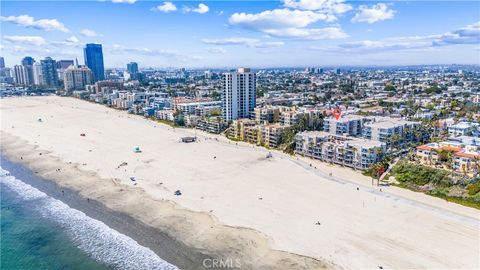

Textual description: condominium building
[254,106,282,124]
[40,57,59,87]
[196,117,226,134]
[222,67,256,121]
[13,65,30,85]
[448,122,479,137]
[363,117,422,148]
[156,109,175,121]
[227,119,287,148]
[63,64,94,92]
[95,81,123,94]
[281,108,324,129]
[173,98,222,116]
[323,114,365,137]
[260,123,288,148]
[21,56,35,85]
[32,63,43,85]
[295,131,385,170]
[229,119,257,141]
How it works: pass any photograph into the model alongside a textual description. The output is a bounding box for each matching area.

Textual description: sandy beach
[1,96,479,269]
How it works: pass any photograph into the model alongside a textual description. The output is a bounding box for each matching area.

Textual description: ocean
[0,160,179,270]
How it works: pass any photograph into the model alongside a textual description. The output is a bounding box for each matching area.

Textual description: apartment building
[254,106,282,124]
[416,136,479,176]
[230,119,257,141]
[363,117,422,149]
[260,124,288,148]
[63,64,93,92]
[173,97,222,116]
[228,119,287,147]
[156,109,174,121]
[281,108,324,129]
[323,115,365,137]
[295,131,385,170]
[448,122,479,137]
[196,117,225,134]
[222,68,256,121]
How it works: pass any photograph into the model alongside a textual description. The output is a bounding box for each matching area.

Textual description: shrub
[392,162,453,187]
[466,182,480,196]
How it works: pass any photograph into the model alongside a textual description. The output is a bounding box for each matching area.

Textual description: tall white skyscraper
[222,67,256,121]
[13,65,30,85]
[32,63,43,85]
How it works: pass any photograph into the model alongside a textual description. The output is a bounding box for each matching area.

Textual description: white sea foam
[0,167,179,270]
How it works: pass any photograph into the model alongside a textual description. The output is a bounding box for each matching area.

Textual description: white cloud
[207,47,227,54]
[312,21,480,54]
[201,37,284,48]
[351,3,395,24]
[340,40,428,52]
[111,0,137,4]
[0,14,69,32]
[202,37,259,46]
[264,27,348,39]
[51,36,82,47]
[109,44,201,62]
[228,8,347,39]
[283,0,352,14]
[1,45,52,55]
[433,21,480,46]
[153,2,177,13]
[3,35,47,46]
[81,29,103,37]
[183,3,209,14]
[66,36,80,43]
[230,9,333,29]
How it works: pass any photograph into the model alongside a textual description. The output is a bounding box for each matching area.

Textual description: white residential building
[63,64,94,92]
[295,131,385,170]
[32,63,43,86]
[448,122,479,137]
[13,65,30,85]
[362,117,421,148]
[222,67,256,121]
[323,114,365,137]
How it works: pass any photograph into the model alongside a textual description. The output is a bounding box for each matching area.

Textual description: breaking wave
[0,167,178,270]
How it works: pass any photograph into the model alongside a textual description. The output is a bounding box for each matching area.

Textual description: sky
[1,0,479,68]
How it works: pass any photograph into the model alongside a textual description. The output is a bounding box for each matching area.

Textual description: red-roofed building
[416,139,480,176]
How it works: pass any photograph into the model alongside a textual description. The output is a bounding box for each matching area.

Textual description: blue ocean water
[1,187,111,270]
[0,166,178,270]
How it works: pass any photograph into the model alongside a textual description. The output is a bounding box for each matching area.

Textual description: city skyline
[1,0,479,68]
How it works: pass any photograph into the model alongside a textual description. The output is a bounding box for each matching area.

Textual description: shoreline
[0,132,333,270]
[1,96,479,269]
[0,155,210,270]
